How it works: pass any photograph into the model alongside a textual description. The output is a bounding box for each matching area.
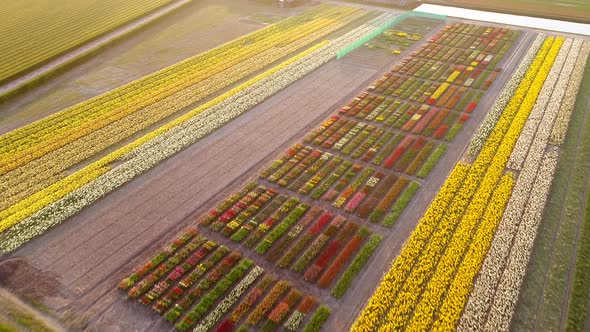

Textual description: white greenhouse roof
[414,4,590,36]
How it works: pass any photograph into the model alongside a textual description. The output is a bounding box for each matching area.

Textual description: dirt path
[0,288,65,332]
[0,0,190,98]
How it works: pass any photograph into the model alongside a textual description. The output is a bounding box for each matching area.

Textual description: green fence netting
[336,11,446,59]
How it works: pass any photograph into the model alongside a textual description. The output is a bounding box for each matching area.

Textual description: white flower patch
[193,266,263,332]
[550,41,590,145]
[284,310,306,331]
[484,150,559,331]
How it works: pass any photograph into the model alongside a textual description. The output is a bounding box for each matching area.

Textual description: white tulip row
[458,38,584,331]
[466,34,546,160]
[193,266,264,332]
[550,41,590,145]
[284,310,306,331]
[0,13,398,252]
[484,150,559,331]
[508,38,574,170]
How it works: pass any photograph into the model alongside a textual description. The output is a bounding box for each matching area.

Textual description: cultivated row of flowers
[283,296,317,331]
[193,266,264,332]
[484,151,559,331]
[0,13,400,252]
[550,41,590,144]
[431,174,515,330]
[459,37,582,332]
[466,34,546,160]
[246,280,291,326]
[508,38,573,170]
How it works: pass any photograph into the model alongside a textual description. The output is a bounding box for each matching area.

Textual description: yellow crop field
[0,0,178,83]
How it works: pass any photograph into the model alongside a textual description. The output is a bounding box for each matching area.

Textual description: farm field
[106,19,528,332]
[2,1,590,332]
[437,0,590,23]
[0,0,182,84]
[0,3,383,253]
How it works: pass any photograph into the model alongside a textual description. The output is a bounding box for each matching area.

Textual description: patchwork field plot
[112,20,533,331]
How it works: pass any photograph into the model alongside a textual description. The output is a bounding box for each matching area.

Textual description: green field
[0,0,178,83]
[445,0,590,22]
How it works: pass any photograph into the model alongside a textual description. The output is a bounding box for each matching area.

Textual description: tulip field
[0,4,386,253]
[353,29,590,332]
[4,1,590,331]
[117,228,328,332]
[111,18,553,331]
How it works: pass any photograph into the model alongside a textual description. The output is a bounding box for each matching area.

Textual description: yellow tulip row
[0,9,366,213]
[432,173,515,331]
[351,163,471,332]
[404,162,518,331]
[375,36,561,331]
[431,82,449,99]
[0,40,329,233]
[0,5,351,158]
[352,35,563,332]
